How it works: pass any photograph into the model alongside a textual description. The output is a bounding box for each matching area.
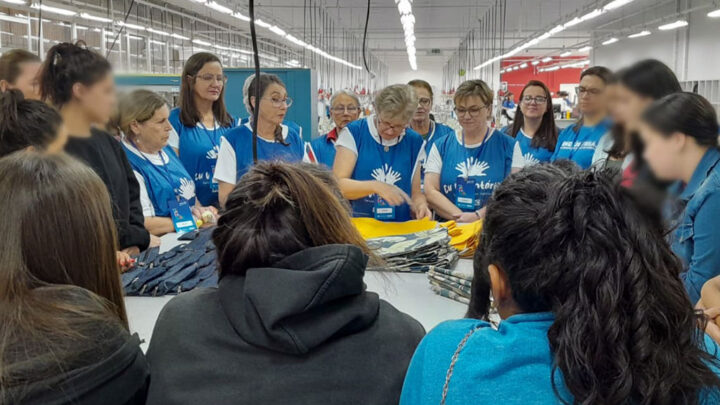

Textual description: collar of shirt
[243,122,289,142]
[325,127,338,143]
[453,128,495,148]
[368,114,404,147]
[122,138,169,165]
[678,148,720,201]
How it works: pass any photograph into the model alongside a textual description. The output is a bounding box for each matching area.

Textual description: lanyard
[461,127,490,179]
[198,119,219,149]
[426,121,436,143]
[131,140,178,200]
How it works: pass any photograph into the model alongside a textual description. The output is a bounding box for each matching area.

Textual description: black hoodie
[146,244,426,405]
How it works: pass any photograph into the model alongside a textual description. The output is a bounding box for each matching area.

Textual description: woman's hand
[412,201,432,220]
[116,251,136,273]
[453,212,480,223]
[121,246,140,256]
[149,235,162,248]
[703,307,720,344]
[374,182,411,206]
[193,205,219,227]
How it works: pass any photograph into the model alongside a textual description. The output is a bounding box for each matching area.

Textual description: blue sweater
[400,312,720,404]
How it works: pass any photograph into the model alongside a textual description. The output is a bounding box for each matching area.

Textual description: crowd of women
[2,40,720,404]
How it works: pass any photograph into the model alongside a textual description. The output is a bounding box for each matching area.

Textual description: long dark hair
[509,80,558,151]
[247,73,289,146]
[178,52,233,128]
[0,89,62,157]
[473,162,720,404]
[571,66,614,134]
[39,42,111,107]
[643,92,719,148]
[213,162,377,277]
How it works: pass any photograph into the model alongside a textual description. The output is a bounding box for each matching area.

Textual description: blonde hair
[111,90,167,140]
[454,79,493,107]
[374,84,417,122]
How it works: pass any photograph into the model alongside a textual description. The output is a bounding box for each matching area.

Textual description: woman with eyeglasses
[424,80,514,222]
[506,80,558,172]
[334,84,430,222]
[310,89,361,168]
[551,66,614,169]
[168,53,238,208]
[214,73,305,207]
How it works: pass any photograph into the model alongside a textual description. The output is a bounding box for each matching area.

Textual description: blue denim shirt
[671,148,720,304]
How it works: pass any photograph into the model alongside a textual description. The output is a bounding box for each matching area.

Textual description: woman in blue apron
[505,80,558,172]
[168,52,238,208]
[334,84,430,222]
[551,66,614,169]
[424,80,514,222]
[639,92,720,304]
[214,73,305,207]
[308,89,361,168]
[117,90,217,236]
[408,79,455,195]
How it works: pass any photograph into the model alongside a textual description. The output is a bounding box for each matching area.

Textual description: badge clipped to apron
[168,198,198,234]
[210,165,219,193]
[455,176,477,211]
[374,195,396,220]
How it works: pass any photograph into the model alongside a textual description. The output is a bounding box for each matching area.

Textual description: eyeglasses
[264,96,293,108]
[331,105,360,114]
[195,74,228,84]
[453,105,488,117]
[576,86,603,96]
[522,96,547,105]
[376,117,407,133]
[418,97,432,107]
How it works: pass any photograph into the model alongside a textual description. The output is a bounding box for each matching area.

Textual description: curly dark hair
[472,162,720,405]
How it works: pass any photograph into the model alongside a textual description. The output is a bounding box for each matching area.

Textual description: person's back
[146,162,424,405]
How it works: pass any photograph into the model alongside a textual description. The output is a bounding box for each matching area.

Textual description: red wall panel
[500,58,585,102]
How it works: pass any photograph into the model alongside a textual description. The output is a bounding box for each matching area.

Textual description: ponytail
[0,90,62,157]
[39,42,111,107]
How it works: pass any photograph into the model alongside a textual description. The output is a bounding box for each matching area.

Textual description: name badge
[455,177,477,211]
[210,165,219,193]
[374,195,396,221]
[168,198,198,234]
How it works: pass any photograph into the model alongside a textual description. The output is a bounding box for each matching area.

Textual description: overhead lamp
[76,25,88,30]
[709,9,720,17]
[531,60,540,65]
[602,37,619,45]
[395,0,417,70]
[563,16,583,28]
[149,39,165,45]
[116,21,146,31]
[0,14,27,23]
[233,12,250,21]
[80,12,112,23]
[269,25,286,36]
[580,9,604,22]
[254,19,271,28]
[559,51,571,57]
[171,33,189,40]
[206,1,233,14]
[192,38,212,46]
[542,56,552,62]
[520,62,528,68]
[628,30,651,38]
[545,66,561,72]
[31,4,76,16]
[578,46,592,52]
[146,28,169,36]
[658,20,688,30]
[2,0,26,4]
[604,0,634,11]
[126,34,143,41]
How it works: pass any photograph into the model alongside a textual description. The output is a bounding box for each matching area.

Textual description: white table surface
[126,233,471,351]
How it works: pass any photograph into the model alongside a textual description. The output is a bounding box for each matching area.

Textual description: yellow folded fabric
[351,217,438,239]
[440,220,483,257]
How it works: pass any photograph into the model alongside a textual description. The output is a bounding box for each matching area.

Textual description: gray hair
[330,89,360,108]
[374,84,417,122]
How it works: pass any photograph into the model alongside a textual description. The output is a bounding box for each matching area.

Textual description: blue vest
[310,128,338,168]
[169,108,237,207]
[551,119,611,169]
[434,130,514,211]
[515,129,555,165]
[418,122,456,186]
[123,144,196,217]
[344,118,423,221]
[222,122,304,180]
[240,117,304,140]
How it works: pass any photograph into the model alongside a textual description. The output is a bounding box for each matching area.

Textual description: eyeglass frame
[375,116,407,134]
[193,74,228,84]
[417,97,432,107]
[575,86,604,97]
[263,96,293,108]
[331,105,360,114]
[453,104,490,117]
[521,96,548,105]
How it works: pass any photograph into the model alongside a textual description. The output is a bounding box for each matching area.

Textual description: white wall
[593,7,720,81]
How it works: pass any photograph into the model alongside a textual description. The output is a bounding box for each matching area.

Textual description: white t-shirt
[123,140,172,218]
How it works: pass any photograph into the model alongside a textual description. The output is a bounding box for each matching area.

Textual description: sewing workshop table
[125,233,471,351]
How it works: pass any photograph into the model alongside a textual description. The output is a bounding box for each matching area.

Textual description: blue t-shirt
[337,117,424,222]
[122,143,196,217]
[513,129,555,167]
[426,129,514,211]
[400,313,720,404]
[310,128,338,168]
[215,122,304,183]
[168,108,237,206]
[551,119,611,169]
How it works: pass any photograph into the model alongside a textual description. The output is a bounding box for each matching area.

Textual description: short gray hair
[374,84,417,122]
[330,89,360,108]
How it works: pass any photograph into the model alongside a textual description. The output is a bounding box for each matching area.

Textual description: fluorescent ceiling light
[206,1,232,14]
[581,9,604,22]
[512,66,519,71]
[563,16,583,28]
[545,66,560,72]
[602,37,619,45]
[559,51,571,57]
[233,12,250,21]
[531,60,540,65]
[396,0,417,70]
[269,25,286,36]
[2,0,26,4]
[542,56,552,62]
[116,21,145,31]
[171,33,189,40]
[578,46,592,52]
[126,34,143,41]
[0,14,27,23]
[80,12,112,23]
[76,25,88,30]
[192,39,212,46]
[628,30,651,38]
[31,4,76,16]
[520,62,528,68]
[149,39,165,45]
[254,19,271,28]
[604,0,634,11]
[658,20,688,30]
[709,9,720,18]
[146,28,169,36]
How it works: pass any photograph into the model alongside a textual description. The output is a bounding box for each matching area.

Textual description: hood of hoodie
[218,244,380,355]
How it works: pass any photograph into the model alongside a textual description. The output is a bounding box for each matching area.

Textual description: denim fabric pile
[122,229,218,296]
[427,266,472,304]
[366,227,459,273]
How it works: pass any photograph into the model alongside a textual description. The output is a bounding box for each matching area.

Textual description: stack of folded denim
[366,227,458,273]
[427,266,473,304]
[122,228,218,296]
